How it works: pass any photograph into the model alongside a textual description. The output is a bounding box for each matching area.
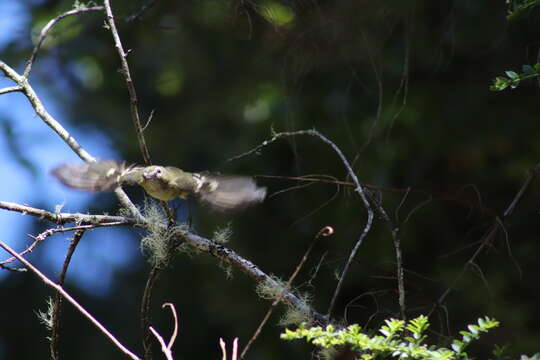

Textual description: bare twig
[0,222,126,265]
[50,229,85,360]
[141,266,163,360]
[0,61,94,162]
[233,130,406,319]
[103,0,151,165]
[126,0,159,22]
[149,302,179,360]
[220,338,239,360]
[429,163,540,316]
[0,240,141,360]
[240,226,333,359]
[0,85,23,94]
[23,6,105,78]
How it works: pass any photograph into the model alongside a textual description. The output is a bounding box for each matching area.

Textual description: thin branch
[236,130,406,319]
[141,266,163,360]
[0,61,94,162]
[0,199,323,326]
[148,302,179,360]
[220,338,239,360]
[230,129,376,319]
[0,85,23,94]
[0,201,137,227]
[1,222,127,265]
[0,240,141,360]
[179,230,328,324]
[50,229,85,360]
[1,61,142,220]
[126,0,160,22]
[103,0,151,165]
[428,163,540,316]
[23,6,105,78]
[240,226,333,359]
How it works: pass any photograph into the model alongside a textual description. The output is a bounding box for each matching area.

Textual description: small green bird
[52,160,266,211]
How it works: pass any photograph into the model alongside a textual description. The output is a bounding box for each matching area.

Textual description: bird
[51,160,267,211]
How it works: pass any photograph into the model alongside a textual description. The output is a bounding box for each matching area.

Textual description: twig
[148,302,179,360]
[103,0,152,165]
[240,226,333,359]
[50,230,85,360]
[428,163,540,316]
[126,0,159,22]
[0,222,126,265]
[180,231,328,324]
[0,85,23,94]
[220,338,239,360]
[23,6,105,78]
[0,61,94,162]
[233,129,375,318]
[233,130,406,319]
[0,240,141,360]
[141,266,163,360]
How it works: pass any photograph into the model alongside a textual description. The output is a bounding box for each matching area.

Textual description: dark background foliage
[1,0,540,358]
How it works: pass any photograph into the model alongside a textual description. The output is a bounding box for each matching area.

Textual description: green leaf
[522,64,535,74]
[505,70,519,79]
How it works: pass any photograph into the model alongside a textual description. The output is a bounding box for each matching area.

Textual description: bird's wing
[120,166,145,185]
[51,160,125,192]
[196,175,267,211]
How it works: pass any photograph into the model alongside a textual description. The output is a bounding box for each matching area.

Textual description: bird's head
[142,166,165,181]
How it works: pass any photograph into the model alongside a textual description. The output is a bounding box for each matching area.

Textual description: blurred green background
[1,0,540,359]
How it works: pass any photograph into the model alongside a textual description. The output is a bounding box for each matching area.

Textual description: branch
[148,302,178,360]
[103,0,152,165]
[240,226,333,359]
[23,6,105,78]
[50,229,85,360]
[0,61,94,162]
[0,199,326,330]
[0,85,23,94]
[179,231,328,325]
[0,222,128,265]
[429,162,540,317]
[233,130,408,318]
[0,200,137,226]
[0,240,141,360]
[229,129,379,318]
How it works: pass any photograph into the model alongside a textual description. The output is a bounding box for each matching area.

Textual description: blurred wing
[51,160,124,192]
[120,166,145,185]
[197,175,266,211]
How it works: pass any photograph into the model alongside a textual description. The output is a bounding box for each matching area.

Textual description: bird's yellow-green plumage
[138,166,200,201]
[51,160,267,211]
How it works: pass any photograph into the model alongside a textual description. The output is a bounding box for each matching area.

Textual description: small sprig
[490,64,540,91]
[506,0,540,21]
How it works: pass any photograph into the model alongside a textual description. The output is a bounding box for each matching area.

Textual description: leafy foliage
[506,0,540,20]
[282,316,502,360]
[490,64,540,91]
